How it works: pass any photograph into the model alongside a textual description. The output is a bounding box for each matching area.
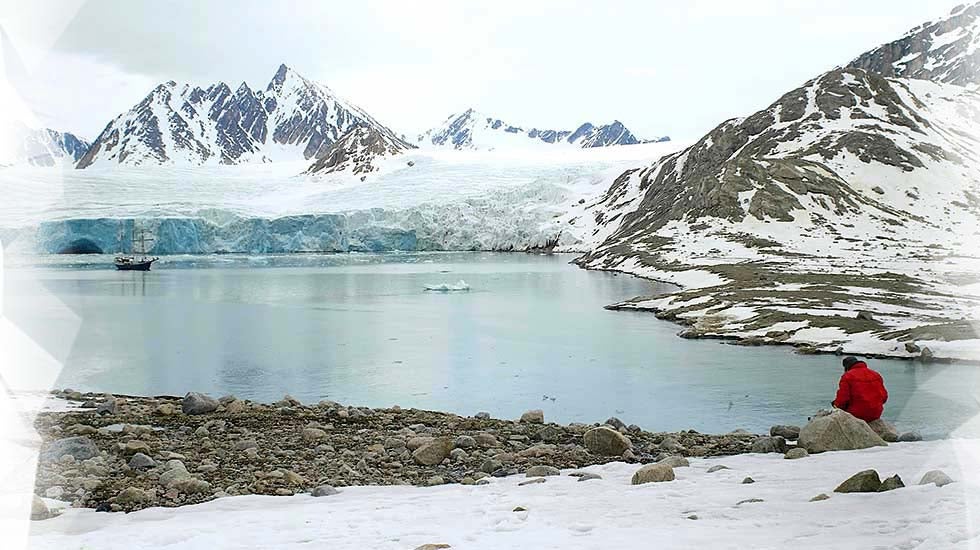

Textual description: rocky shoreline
[31,389,776,514]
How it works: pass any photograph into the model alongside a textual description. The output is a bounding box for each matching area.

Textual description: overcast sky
[3,0,967,142]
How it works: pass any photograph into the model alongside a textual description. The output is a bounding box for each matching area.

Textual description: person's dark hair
[842,356,859,370]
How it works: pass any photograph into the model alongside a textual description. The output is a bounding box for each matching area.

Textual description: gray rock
[631,463,675,485]
[736,498,764,505]
[834,469,882,493]
[604,417,626,430]
[42,436,99,462]
[312,485,340,497]
[920,347,934,361]
[520,410,544,424]
[799,410,887,453]
[658,456,690,468]
[31,495,50,520]
[742,477,755,484]
[518,477,547,486]
[871,186,884,195]
[181,392,219,415]
[919,470,953,487]
[810,493,830,502]
[525,465,560,477]
[474,412,491,419]
[406,436,435,450]
[474,433,499,447]
[750,435,788,454]
[856,311,875,322]
[583,426,631,456]
[96,396,117,416]
[534,425,561,443]
[171,477,211,494]
[480,458,503,474]
[115,487,150,505]
[706,465,730,473]
[898,431,923,442]
[904,342,921,354]
[769,425,801,440]
[784,448,809,460]
[128,452,156,470]
[867,418,899,442]
[878,474,905,492]
[453,435,477,449]
[659,436,684,453]
[412,438,454,466]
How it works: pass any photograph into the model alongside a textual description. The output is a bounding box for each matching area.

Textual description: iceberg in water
[424,280,470,292]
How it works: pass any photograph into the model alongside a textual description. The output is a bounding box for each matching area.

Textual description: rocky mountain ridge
[76,64,403,169]
[418,108,665,150]
[572,3,980,361]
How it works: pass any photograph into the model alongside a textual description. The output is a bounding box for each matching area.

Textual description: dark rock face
[847,4,980,86]
[305,125,414,176]
[583,67,937,255]
[420,109,649,149]
[77,64,402,168]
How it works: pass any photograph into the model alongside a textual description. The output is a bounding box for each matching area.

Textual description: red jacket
[833,362,888,422]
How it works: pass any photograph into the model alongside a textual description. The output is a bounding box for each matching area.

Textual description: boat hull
[114,259,156,271]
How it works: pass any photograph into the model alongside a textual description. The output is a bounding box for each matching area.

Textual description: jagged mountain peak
[0,122,90,167]
[847,2,980,86]
[76,64,403,169]
[419,109,660,150]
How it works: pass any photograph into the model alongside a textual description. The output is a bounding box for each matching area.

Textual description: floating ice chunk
[424,280,470,292]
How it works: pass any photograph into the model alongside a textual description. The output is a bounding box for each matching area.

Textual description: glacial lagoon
[5,252,977,436]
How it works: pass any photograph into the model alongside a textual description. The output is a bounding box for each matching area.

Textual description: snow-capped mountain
[305,125,415,176]
[573,3,980,360]
[76,64,403,168]
[418,109,664,150]
[0,123,89,167]
[848,2,980,86]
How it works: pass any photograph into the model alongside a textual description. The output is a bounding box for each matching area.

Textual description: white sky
[2,0,968,142]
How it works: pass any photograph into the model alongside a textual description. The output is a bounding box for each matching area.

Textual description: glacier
[0,142,686,256]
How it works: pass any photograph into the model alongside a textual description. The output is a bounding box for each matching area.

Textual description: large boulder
[583,426,631,456]
[799,410,887,453]
[41,436,100,462]
[867,419,899,442]
[631,463,675,485]
[181,392,219,415]
[834,469,882,493]
[919,470,954,487]
[412,438,454,466]
[520,410,544,424]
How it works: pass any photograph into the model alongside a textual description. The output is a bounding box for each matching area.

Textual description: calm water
[5,252,978,436]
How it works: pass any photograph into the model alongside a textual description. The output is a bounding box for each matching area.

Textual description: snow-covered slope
[76,64,403,168]
[0,123,89,167]
[418,109,666,150]
[305,125,415,176]
[848,2,980,86]
[575,6,980,361]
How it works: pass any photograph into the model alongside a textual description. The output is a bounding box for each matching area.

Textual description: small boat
[114,226,158,271]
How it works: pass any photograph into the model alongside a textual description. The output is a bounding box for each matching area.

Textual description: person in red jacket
[832,356,888,422]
